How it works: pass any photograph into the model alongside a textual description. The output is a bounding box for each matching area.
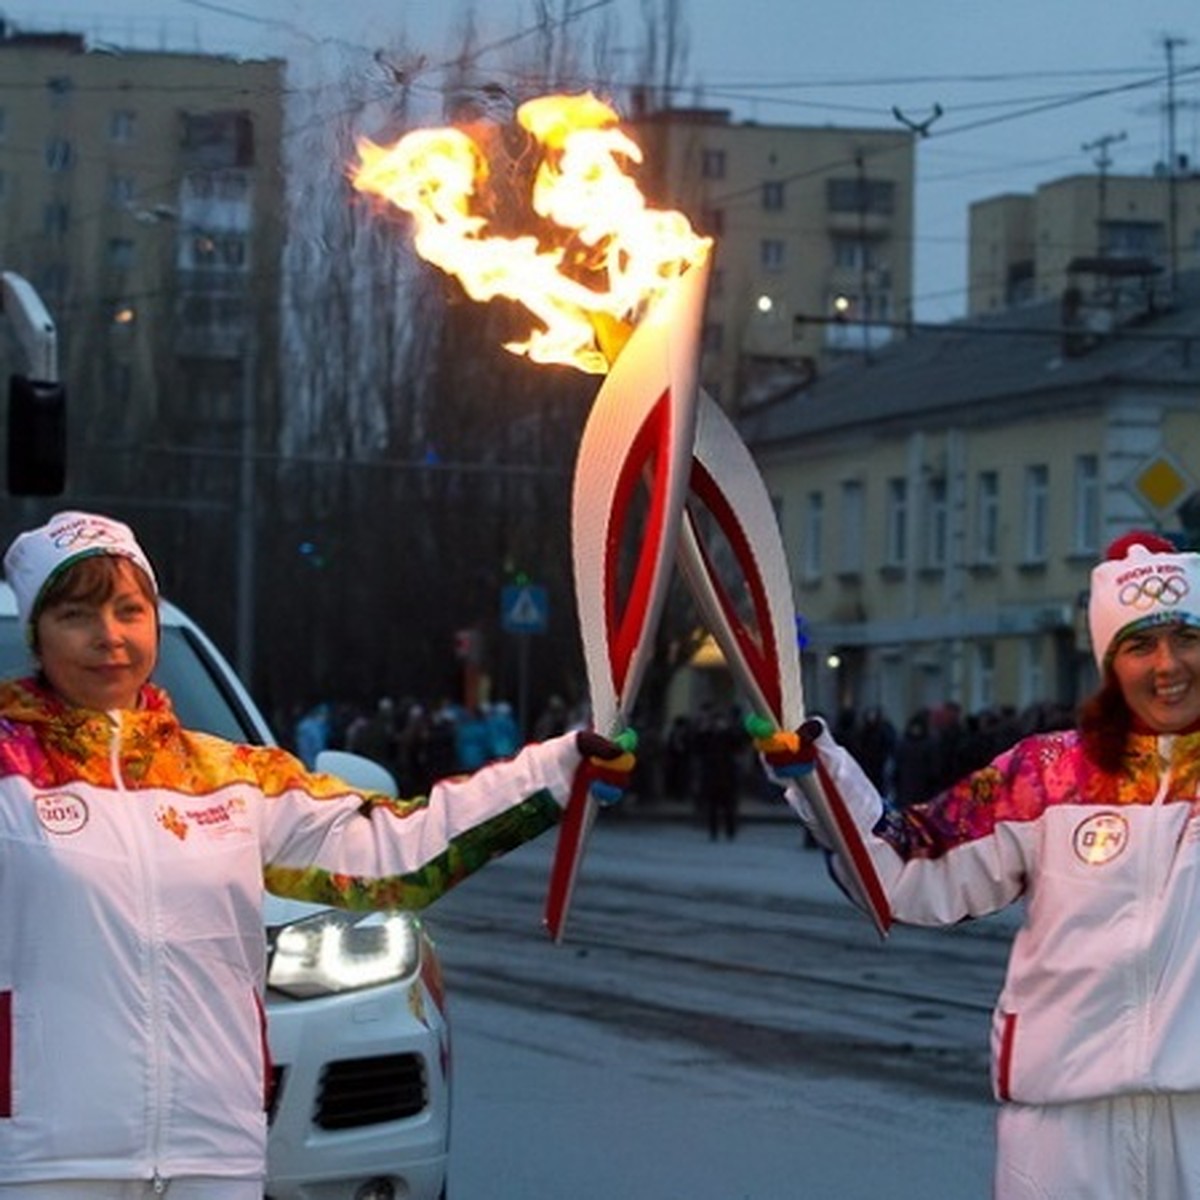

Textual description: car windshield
[0,615,263,744]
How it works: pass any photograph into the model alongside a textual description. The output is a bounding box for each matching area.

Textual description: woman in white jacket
[0,510,633,1199]
[757,530,1200,1199]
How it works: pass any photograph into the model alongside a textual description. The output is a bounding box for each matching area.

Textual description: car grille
[315,1053,428,1129]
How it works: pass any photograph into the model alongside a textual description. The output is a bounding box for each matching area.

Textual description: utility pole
[1081,130,1126,247]
[236,330,257,685]
[1162,34,1188,299]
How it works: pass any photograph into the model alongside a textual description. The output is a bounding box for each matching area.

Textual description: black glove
[575,728,638,806]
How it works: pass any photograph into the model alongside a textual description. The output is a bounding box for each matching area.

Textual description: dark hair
[1077,672,1131,775]
[31,555,157,653]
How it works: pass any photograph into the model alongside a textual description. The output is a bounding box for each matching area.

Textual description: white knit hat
[3,510,158,631]
[1088,532,1200,669]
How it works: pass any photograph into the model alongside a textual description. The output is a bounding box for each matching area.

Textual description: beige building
[968,173,1200,316]
[0,26,284,663]
[739,274,1200,726]
[0,26,284,471]
[634,108,915,408]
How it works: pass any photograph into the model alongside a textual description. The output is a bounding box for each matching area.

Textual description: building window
[923,477,947,569]
[46,75,74,105]
[107,238,135,270]
[1023,464,1049,563]
[827,177,895,215]
[700,208,725,237]
[839,479,864,574]
[0,170,6,202]
[181,111,255,168]
[760,239,785,272]
[1073,454,1100,555]
[1019,638,1045,710]
[975,471,999,562]
[1100,220,1164,259]
[108,174,136,208]
[110,110,136,143]
[802,491,823,580]
[45,138,73,171]
[832,237,879,270]
[971,642,996,713]
[183,232,249,271]
[701,148,726,180]
[0,108,7,141]
[885,477,908,567]
[762,180,785,211]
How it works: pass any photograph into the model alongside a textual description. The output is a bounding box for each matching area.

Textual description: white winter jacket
[795,719,1200,1105]
[0,678,579,1184]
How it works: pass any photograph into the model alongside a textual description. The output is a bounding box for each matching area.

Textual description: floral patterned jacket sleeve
[246,732,579,911]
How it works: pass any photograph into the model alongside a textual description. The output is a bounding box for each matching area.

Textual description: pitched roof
[739,269,1200,448]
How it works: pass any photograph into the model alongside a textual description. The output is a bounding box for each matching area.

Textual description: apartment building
[633,107,915,408]
[968,172,1200,315]
[0,26,284,656]
[738,273,1200,726]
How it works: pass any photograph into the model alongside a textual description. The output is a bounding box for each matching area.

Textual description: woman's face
[1110,622,1200,734]
[35,558,158,711]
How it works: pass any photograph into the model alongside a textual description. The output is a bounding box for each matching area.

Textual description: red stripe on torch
[813,759,892,933]
[686,459,783,719]
[605,387,673,699]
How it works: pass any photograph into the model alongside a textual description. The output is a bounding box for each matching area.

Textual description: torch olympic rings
[1118,576,1190,610]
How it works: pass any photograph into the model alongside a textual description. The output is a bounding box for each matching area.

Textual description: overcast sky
[4,0,1199,318]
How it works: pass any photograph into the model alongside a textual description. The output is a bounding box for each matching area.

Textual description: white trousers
[0,1181,261,1199]
[996,1094,1200,1199]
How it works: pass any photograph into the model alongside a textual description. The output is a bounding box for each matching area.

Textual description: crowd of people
[833,696,1076,809]
[287,692,581,796]
[298,689,1081,837]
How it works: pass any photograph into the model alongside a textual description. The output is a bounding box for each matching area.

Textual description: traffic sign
[501,583,549,634]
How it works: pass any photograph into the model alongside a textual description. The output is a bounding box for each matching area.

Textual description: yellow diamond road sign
[1130,453,1193,518]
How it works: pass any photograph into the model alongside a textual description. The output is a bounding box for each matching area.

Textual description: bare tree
[261,0,701,725]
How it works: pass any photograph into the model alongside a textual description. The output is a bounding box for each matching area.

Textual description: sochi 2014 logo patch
[1072,812,1129,865]
[34,792,89,835]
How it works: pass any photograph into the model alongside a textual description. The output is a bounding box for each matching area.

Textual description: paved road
[429,819,1013,1197]
[429,817,1017,1102]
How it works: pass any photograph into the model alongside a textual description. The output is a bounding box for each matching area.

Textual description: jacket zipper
[1134,737,1175,1082]
[109,713,170,1189]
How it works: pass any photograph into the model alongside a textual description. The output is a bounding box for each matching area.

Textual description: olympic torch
[351,91,889,941]
[546,252,711,940]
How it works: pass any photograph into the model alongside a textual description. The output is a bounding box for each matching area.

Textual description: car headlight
[267,910,419,998]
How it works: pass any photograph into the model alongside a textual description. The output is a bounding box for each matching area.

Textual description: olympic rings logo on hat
[1118,575,1190,610]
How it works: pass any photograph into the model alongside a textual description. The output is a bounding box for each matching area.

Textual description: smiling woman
[0,510,635,1197]
[750,529,1200,1200]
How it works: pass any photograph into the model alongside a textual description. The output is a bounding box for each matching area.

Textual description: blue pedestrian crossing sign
[501,583,549,634]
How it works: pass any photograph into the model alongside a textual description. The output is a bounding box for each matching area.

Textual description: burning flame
[352,92,711,374]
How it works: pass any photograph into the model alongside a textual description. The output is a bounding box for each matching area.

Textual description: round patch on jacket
[35,792,89,835]
[1073,812,1128,865]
